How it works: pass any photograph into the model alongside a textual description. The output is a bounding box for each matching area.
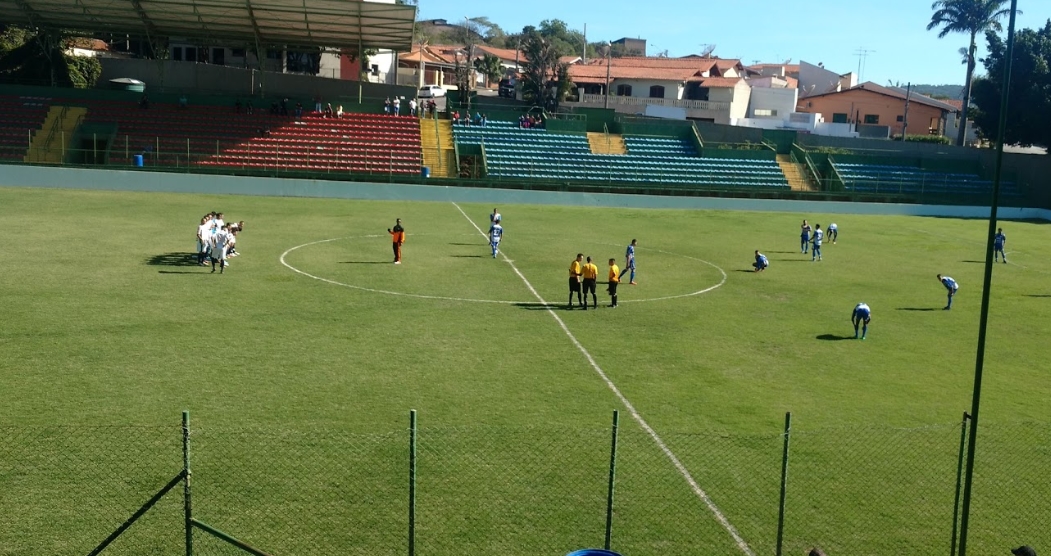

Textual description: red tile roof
[697,77,742,88]
[804,82,959,111]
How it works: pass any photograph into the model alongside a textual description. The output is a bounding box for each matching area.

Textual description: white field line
[451,202,753,556]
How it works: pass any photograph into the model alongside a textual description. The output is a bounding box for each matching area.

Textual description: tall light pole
[603,41,611,109]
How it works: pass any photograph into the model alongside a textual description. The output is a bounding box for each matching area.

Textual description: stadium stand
[454,121,789,188]
[0,96,50,160]
[832,161,1019,196]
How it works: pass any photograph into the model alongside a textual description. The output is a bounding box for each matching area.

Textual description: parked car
[418,85,446,98]
[498,78,516,98]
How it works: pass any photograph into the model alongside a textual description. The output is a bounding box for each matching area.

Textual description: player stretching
[852,303,871,340]
[568,253,584,309]
[618,239,638,285]
[994,228,1007,263]
[828,222,838,244]
[937,274,959,310]
[488,220,503,258]
[753,250,769,272]
[607,258,620,308]
[811,224,823,261]
[581,256,599,310]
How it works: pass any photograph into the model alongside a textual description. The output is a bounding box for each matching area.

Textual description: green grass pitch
[1,186,1049,556]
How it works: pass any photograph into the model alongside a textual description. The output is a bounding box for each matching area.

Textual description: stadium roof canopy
[0,0,417,51]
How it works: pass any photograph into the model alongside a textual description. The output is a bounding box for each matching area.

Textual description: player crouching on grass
[753,250,769,272]
[852,302,871,340]
[226,221,244,257]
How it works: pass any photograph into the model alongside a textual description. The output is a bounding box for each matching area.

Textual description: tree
[519,30,571,109]
[473,53,503,86]
[970,21,1051,148]
[927,0,1014,146]
[0,26,101,88]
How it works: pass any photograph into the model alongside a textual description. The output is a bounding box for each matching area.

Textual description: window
[616,84,632,97]
[896,115,904,122]
[266,49,281,59]
[755,109,778,117]
[232,48,246,58]
[184,47,197,61]
[172,47,182,61]
[212,48,225,65]
[863,114,879,124]
[648,85,665,98]
[832,113,848,123]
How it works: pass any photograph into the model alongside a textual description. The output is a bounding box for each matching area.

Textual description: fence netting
[1,417,1047,556]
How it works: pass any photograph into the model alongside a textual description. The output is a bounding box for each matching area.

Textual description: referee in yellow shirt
[581,256,599,310]
[568,253,584,309]
[607,258,620,308]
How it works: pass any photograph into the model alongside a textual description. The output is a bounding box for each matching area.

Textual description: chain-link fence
[1,412,1047,556]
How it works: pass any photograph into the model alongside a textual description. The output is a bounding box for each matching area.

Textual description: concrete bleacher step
[420,119,455,178]
[776,154,813,191]
[587,132,626,155]
[25,105,85,164]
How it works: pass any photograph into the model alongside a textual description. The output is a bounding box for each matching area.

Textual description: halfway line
[451,202,754,556]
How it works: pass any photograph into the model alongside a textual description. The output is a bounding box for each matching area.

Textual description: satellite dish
[700,44,716,58]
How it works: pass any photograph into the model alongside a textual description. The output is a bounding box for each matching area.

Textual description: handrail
[433,119,442,172]
[828,155,848,190]
[479,139,488,177]
[691,125,704,150]
[38,106,69,159]
[792,143,822,190]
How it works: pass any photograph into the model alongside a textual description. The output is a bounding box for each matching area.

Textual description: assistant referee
[568,253,584,309]
[581,256,599,310]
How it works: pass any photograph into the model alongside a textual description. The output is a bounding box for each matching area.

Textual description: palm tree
[927,0,1013,146]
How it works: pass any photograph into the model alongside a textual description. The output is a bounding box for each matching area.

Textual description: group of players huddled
[195,212,244,274]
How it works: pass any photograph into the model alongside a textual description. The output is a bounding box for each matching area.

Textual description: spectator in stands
[384,97,391,115]
[139,94,150,109]
[451,110,460,123]
[280,98,289,116]
[235,98,242,113]
[393,96,401,116]
[481,114,488,127]
[519,114,526,128]
[178,95,188,110]
[473,112,482,125]
[409,98,417,117]
[324,103,334,118]
[427,99,437,117]
[314,94,322,113]
[270,101,279,115]
[295,102,303,121]
[336,105,344,119]
[246,100,254,115]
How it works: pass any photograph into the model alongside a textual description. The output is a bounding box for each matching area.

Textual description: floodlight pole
[956,2,1017,556]
[604,42,611,110]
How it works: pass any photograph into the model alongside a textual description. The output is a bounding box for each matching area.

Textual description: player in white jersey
[851,303,871,340]
[211,225,232,273]
[488,222,503,258]
[937,274,958,310]
[811,224,823,261]
[196,217,212,265]
[490,207,501,224]
[828,223,838,244]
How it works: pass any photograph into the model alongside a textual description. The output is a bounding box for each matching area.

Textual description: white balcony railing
[576,93,731,111]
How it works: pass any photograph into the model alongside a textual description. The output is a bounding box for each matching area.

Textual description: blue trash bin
[566,550,622,556]
[132,154,144,167]
[421,166,431,178]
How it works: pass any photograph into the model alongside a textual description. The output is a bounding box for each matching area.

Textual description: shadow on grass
[775,259,811,262]
[448,242,480,246]
[157,270,208,275]
[897,307,939,311]
[1026,294,1051,298]
[451,255,484,258]
[962,260,985,264]
[339,261,392,264]
[146,252,199,267]
[816,334,855,341]
[734,269,758,273]
[767,250,797,254]
[513,302,564,311]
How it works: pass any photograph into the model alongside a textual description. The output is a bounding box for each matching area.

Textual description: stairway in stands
[776,154,812,191]
[420,118,455,177]
[25,105,86,163]
[587,132,626,155]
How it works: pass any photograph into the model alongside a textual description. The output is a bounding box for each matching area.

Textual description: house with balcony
[564,56,751,123]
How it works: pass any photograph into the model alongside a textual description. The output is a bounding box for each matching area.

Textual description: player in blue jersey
[937,274,959,310]
[800,219,812,254]
[811,224,823,261]
[994,228,1007,263]
[488,221,503,258]
[851,303,871,339]
[753,250,769,272]
[618,239,638,285]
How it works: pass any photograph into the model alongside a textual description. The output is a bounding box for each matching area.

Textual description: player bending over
[488,220,503,258]
[828,222,838,244]
[937,274,959,310]
[852,303,871,340]
[753,250,769,272]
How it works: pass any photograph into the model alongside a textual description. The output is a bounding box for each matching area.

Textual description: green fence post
[183,410,193,556]
[775,411,791,556]
[951,412,970,556]
[409,409,417,556]
[604,410,619,550]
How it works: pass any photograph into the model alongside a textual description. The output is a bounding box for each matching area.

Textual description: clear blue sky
[418,0,1048,88]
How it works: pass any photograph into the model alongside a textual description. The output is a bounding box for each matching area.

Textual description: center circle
[280,235,727,305]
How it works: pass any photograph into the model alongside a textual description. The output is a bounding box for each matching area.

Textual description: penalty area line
[451,202,754,556]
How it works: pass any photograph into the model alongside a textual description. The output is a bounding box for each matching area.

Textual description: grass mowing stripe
[451,202,755,556]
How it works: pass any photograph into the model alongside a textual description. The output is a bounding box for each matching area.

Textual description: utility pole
[901,82,911,141]
[603,41,611,110]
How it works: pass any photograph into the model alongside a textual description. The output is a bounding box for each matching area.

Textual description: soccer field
[1,186,1049,556]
